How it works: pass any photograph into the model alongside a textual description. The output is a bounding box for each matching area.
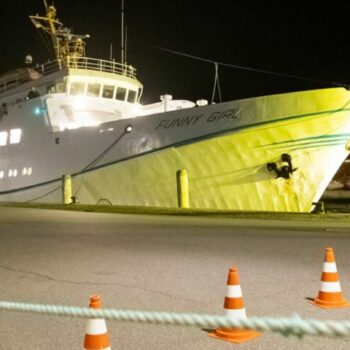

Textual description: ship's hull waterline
[2,87,350,212]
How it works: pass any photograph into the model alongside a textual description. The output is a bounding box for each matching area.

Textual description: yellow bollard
[62,174,72,204]
[176,169,189,208]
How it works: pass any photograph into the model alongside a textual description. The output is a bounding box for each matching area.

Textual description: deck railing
[0,57,137,94]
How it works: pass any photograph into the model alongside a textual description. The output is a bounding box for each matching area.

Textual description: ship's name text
[155,108,240,129]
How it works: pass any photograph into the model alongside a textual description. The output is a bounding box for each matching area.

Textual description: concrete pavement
[0,207,349,349]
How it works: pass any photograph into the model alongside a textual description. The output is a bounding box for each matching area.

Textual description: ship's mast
[121,0,125,66]
[30,1,89,60]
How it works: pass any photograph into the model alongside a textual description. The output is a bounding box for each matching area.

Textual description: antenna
[43,0,48,10]
[125,25,127,66]
[121,0,124,67]
[110,43,113,60]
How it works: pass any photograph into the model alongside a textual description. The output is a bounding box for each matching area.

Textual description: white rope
[1,301,350,338]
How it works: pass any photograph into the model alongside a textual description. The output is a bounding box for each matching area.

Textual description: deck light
[33,107,46,115]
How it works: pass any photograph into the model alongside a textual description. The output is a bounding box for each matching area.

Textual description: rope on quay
[1,301,350,338]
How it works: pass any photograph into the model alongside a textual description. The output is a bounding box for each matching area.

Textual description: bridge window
[47,85,55,93]
[55,82,66,93]
[48,82,66,94]
[115,87,126,101]
[127,90,137,103]
[87,83,101,97]
[70,82,85,96]
[102,85,114,99]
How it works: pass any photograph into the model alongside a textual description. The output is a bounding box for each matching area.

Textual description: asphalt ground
[0,207,350,349]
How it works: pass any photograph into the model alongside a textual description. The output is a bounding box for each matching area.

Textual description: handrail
[64,57,137,77]
[0,57,137,94]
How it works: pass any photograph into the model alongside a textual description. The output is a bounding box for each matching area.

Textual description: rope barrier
[1,301,350,338]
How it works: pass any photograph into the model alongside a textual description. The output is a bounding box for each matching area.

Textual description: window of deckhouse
[55,82,66,93]
[115,87,127,101]
[102,85,114,98]
[87,83,101,97]
[0,131,8,146]
[47,82,66,94]
[70,82,85,96]
[10,129,22,144]
[127,90,137,103]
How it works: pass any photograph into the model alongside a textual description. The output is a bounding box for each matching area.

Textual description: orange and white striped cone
[83,295,111,350]
[311,247,350,309]
[209,266,261,344]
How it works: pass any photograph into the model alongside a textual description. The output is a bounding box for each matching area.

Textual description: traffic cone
[83,295,111,350]
[311,247,350,309]
[209,266,261,344]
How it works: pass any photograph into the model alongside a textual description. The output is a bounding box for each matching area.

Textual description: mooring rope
[1,301,350,338]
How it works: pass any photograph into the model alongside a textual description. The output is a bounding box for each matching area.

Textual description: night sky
[1,0,350,104]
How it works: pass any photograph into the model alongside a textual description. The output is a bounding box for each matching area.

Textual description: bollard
[312,201,325,214]
[176,169,189,208]
[62,174,72,204]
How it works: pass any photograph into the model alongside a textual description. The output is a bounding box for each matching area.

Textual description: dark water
[323,200,350,213]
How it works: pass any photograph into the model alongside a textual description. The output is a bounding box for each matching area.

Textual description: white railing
[0,57,137,94]
[64,57,136,77]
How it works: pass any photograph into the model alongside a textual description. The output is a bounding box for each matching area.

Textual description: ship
[0,1,350,212]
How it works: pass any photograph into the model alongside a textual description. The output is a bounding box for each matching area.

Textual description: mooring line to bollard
[1,301,350,338]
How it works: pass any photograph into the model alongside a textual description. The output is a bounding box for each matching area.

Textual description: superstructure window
[55,82,66,93]
[47,82,66,94]
[10,129,22,144]
[70,82,85,96]
[47,85,55,93]
[0,131,8,146]
[102,85,114,99]
[127,90,137,103]
[115,87,126,101]
[87,83,101,97]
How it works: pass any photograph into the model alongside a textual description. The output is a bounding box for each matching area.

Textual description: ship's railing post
[62,174,73,205]
[176,169,189,208]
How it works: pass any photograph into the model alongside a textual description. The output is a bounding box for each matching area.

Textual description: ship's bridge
[36,57,144,131]
[54,56,142,102]
[0,56,143,103]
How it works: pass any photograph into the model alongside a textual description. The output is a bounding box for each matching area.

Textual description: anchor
[267,153,298,179]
